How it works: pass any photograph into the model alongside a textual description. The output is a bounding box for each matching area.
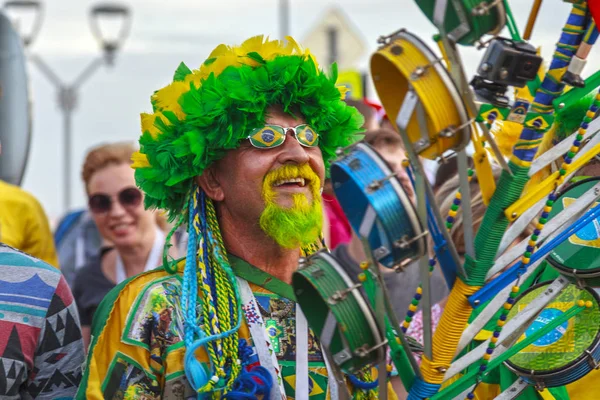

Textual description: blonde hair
[81,142,136,191]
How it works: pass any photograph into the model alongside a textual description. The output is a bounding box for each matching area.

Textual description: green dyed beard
[259,166,323,249]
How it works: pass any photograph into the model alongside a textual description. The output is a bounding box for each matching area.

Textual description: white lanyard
[237,278,311,400]
[237,277,342,399]
[115,228,165,284]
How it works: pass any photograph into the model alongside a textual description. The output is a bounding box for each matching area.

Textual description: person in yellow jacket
[0,143,59,268]
[77,35,397,399]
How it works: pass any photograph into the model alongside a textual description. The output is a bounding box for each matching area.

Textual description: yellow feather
[141,113,160,139]
[151,81,188,120]
[207,43,231,59]
[285,36,302,54]
[193,35,313,83]
[131,151,151,169]
[141,112,169,139]
[163,35,318,116]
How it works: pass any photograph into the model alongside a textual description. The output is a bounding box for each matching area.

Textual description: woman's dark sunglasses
[88,187,142,214]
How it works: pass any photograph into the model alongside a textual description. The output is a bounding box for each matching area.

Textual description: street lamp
[2,1,132,212]
[279,0,289,39]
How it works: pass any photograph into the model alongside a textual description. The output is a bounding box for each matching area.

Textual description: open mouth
[273,177,308,188]
[110,222,134,234]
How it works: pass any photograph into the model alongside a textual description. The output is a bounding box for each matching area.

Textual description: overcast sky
[6,0,592,220]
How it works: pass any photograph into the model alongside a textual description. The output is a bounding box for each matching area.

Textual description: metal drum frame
[293,251,387,374]
[415,0,506,46]
[330,142,426,268]
[547,177,600,287]
[504,282,600,388]
[371,29,471,160]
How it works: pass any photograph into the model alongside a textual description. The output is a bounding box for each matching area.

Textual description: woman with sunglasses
[72,142,171,349]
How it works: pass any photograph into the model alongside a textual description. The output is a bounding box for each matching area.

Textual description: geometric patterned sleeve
[76,268,194,400]
[28,275,85,399]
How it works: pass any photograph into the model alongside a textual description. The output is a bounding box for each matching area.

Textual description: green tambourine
[292,251,386,374]
[546,178,600,287]
[505,282,600,388]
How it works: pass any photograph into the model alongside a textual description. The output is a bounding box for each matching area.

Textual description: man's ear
[196,166,225,201]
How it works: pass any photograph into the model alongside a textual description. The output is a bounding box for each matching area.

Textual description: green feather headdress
[132,35,364,219]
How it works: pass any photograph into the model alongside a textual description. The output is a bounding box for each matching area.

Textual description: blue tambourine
[330,142,427,268]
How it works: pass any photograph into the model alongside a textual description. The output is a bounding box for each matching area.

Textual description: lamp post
[3,0,132,212]
[279,0,289,39]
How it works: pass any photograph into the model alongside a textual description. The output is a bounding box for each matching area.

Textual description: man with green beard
[77,36,396,400]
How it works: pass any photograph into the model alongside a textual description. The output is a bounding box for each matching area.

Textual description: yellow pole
[524,0,544,40]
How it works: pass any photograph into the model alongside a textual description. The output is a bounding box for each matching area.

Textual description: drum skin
[371,30,470,160]
[414,0,506,46]
[546,178,600,287]
[293,251,385,373]
[0,11,31,186]
[505,282,600,387]
[330,142,426,268]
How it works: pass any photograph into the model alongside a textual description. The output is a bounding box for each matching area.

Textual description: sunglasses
[246,124,320,149]
[88,187,142,214]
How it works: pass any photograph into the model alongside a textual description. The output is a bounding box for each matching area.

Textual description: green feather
[137,53,363,219]
[246,51,266,64]
[173,62,192,82]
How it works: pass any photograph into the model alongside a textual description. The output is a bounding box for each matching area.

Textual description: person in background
[334,127,448,400]
[345,98,379,130]
[406,170,495,347]
[573,155,599,179]
[433,153,474,193]
[54,209,104,288]
[0,244,85,398]
[72,142,172,349]
[322,99,379,249]
[0,142,59,268]
[57,205,174,289]
[0,136,84,398]
[333,127,449,318]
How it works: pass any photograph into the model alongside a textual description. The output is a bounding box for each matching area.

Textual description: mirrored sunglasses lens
[89,194,111,213]
[296,125,319,146]
[248,126,285,148]
[119,188,142,207]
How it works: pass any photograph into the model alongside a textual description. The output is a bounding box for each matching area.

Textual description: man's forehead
[266,106,306,123]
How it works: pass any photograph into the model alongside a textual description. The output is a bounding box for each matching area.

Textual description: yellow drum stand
[371,30,470,160]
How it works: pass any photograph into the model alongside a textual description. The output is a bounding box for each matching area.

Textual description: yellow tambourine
[371,30,470,160]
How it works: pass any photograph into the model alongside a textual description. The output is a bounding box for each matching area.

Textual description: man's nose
[277,130,310,165]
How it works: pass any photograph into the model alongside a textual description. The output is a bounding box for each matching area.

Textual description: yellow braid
[193,215,224,391]
[205,199,241,391]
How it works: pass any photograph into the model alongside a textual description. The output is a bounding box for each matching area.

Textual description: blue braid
[183,190,211,395]
[184,188,245,395]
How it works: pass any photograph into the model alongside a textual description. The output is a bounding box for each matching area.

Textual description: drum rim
[487,2,507,37]
[355,142,427,258]
[504,281,600,379]
[317,251,386,360]
[546,176,600,273]
[393,30,471,153]
[415,0,507,44]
